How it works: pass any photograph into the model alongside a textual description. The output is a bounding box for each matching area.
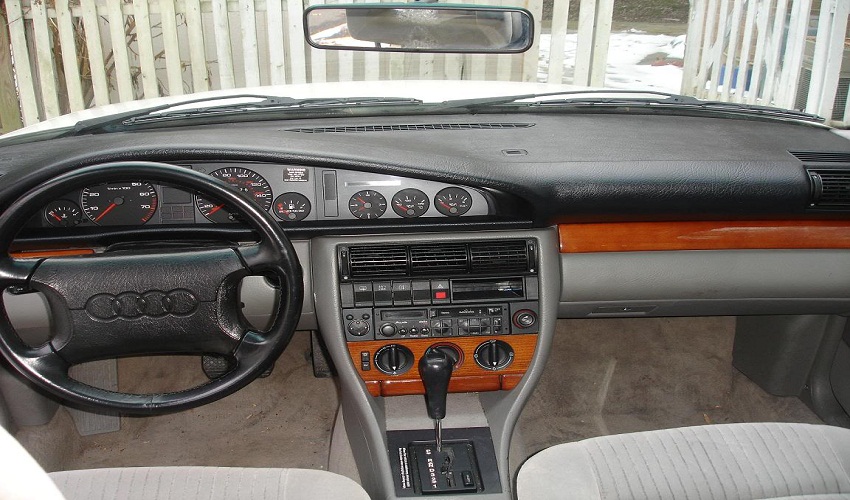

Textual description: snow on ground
[537,30,686,93]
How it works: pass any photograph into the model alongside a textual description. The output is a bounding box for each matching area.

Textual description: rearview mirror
[304,4,533,53]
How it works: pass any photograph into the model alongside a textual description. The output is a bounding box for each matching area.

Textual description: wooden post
[0,9,24,133]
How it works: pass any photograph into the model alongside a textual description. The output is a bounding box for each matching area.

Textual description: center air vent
[809,169,850,207]
[410,244,468,275]
[341,240,534,280]
[286,123,534,133]
[347,245,407,278]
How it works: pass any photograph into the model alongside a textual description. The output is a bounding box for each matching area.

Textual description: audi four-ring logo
[85,289,199,320]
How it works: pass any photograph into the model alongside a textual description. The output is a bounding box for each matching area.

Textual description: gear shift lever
[418,347,455,452]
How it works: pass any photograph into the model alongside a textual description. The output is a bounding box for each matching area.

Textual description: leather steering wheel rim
[0,161,303,415]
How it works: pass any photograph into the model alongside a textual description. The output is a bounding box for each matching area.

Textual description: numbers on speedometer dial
[196,167,273,223]
[349,190,387,219]
[81,182,158,226]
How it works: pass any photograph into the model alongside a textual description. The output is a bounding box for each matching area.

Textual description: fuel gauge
[44,200,83,227]
[273,192,311,221]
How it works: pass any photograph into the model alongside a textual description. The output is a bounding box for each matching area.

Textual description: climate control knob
[379,323,397,337]
[374,344,414,375]
[474,340,514,371]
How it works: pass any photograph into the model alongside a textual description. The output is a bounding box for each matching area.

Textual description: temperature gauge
[273,193,311,221]
[391,188,430,218]
[44,200,83,227]
[434,187,472,217]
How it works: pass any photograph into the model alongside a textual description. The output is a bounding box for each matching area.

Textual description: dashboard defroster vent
[410,244,468,275]
[809,169,850,207]
[469,241,529,274]
[791,151,850,163]
[347,245,408,278]
[287,123,535,133]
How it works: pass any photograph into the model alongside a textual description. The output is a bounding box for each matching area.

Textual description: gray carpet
[516,317,822,457]
[16,318,821,474]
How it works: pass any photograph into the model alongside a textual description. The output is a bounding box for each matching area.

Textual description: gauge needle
[95,203,117,222]
[49,212,63,222]
[438,200,452,209]
[207,204,225,215]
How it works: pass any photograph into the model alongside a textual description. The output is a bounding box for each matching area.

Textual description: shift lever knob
[418,347,455,420]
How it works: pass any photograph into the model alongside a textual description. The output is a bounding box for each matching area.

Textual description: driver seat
[0,424,369,500]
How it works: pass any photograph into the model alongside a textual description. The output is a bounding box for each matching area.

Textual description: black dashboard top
[2,112,850,229]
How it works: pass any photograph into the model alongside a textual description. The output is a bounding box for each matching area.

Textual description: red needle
[207,204,225,215]
[94,203,117,222]
[438,200,452,209]
[357,197,366,204]
[49,212,63,222]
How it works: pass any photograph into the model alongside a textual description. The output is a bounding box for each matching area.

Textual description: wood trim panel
[560,221,850,253]
[10,248,95,258]
[349,334,536,397]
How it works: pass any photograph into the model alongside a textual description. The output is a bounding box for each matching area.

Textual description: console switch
[354,282,374,307]
[392,281,413,305]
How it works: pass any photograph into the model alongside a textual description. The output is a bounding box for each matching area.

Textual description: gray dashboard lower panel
[560,249,850,317]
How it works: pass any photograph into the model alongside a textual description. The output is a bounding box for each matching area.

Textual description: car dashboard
[4,111,850,499]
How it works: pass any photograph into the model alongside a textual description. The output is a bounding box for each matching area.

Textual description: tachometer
[434,187,472,217]
[349,190,387,219]
[391,188,430,218]
[81,182,158,226]
[196,167,273,223]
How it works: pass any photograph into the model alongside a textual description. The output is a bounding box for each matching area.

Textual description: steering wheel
[0,162,303,415]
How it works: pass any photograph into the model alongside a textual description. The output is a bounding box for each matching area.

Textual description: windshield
[0,0,846,137]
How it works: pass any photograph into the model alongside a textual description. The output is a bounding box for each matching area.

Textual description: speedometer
[196,167,273,223]
[81,182,158,226]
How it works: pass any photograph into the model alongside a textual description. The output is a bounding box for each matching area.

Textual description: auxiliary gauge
[391,188,430,218]
[349,190,387,219]
[196,167,273,223]
[434,187,472,216]
[44,200,83,227]
[273,192,311,221]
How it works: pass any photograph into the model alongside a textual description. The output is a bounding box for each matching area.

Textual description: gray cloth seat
[49,467,369,500]
[1,418,368,500]
[517,422,850,500]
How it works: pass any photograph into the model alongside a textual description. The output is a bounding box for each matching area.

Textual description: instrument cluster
[39,163,489,228]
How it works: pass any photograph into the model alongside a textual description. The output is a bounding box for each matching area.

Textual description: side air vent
[791,151,850,163]
[809,169,850,207]
[286,123,535,133]
[410,244,468,275]
[348,245,408,277]
[469,241,529,274]
[341,240,535,280]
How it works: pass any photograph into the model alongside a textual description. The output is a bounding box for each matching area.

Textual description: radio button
[487,306,502,316]
[380,323,397,337]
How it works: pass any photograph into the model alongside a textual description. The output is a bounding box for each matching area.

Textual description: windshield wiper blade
[439,89,823,124]
[65,95,424,135]
[438,89,703,109]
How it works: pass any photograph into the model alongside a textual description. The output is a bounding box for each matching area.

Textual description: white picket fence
[2,0,848,132]
[0,0,627,131]
[683,0,850,125]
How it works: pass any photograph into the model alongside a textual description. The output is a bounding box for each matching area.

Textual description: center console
[337,239,540,397]
[312,229,558,500]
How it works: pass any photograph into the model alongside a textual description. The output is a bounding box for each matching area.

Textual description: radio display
[381,309,428,320]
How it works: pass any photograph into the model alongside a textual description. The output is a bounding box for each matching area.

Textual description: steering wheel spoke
[0,162,303,414]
